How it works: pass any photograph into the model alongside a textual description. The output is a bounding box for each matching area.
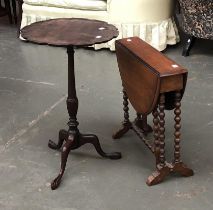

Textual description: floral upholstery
[178,0,213,40]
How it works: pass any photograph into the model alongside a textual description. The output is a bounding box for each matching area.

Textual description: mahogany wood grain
[117,37,187,76]
[114,37,193,186]
[21,18,121,190]
[115,37,188,113]
[21,18,118,47]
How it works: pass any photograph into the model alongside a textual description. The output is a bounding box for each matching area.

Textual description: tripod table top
[21,18,119,47]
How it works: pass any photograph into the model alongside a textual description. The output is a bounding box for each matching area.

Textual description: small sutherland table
[21,18,121,190]
[114,37,194,185]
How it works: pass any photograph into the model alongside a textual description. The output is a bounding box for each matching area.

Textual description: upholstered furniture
[17,0,23,27]
[0,0,15,23]
[178,0,213,56]
[20,0,180,51]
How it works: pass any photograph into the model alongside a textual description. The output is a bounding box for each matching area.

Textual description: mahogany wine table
[113,37,194,185]
[21,18,121,190]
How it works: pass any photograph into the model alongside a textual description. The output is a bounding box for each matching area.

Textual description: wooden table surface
[21,18,119,47]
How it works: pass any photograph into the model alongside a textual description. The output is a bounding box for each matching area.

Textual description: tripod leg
[51,134,75,190]
[48,129,68,150]
[80,134,121,159]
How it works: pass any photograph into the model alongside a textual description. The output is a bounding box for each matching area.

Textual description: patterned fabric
[178,0,213,40]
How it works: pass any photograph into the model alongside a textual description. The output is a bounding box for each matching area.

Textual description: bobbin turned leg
[172,91,194,176]
[147,94,170,186]
[152,107,160,165]
[113,89,132,139]
[135,113,153,135]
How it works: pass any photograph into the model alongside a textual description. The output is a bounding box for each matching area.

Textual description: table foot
[112,123,132,139]
[50,130,121,190]
[146,162,194,186]
[48,129,68,150]
[134,116,153,135]
[172,162,194,177]
[51,173,63,190]
[51,133,75,190]
[80,134,122,159]
[146,163,171,186]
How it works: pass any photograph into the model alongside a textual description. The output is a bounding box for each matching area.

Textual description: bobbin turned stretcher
[113,37,194,185]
